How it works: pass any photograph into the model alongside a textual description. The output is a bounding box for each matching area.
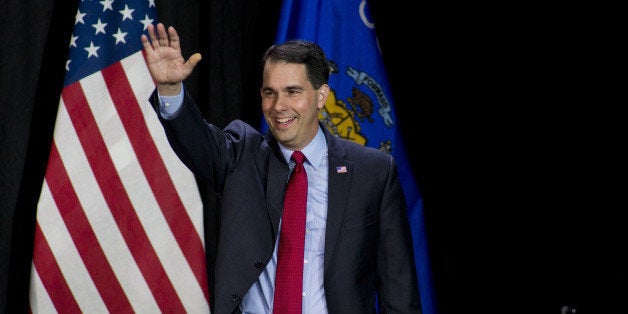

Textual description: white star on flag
[119,5,134,21]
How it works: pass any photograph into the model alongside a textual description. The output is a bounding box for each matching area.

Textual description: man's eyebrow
[261,85,305,92]
[284,85,305,91]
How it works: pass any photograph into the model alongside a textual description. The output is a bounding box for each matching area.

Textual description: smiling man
[142,23,421,314]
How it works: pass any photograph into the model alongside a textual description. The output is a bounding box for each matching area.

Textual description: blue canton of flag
[65,0,156,85]
[265,0,438,313]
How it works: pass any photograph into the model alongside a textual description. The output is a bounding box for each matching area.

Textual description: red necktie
[273,151,307,313]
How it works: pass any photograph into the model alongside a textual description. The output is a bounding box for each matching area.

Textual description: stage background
[1,1,623,313]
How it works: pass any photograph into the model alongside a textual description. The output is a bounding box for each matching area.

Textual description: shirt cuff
[158,85,185,119]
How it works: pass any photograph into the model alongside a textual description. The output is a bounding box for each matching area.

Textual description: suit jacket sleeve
[377,156,422,313]
[149,89,232,189]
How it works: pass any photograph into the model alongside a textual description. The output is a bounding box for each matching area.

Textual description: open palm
[141,23,201,85]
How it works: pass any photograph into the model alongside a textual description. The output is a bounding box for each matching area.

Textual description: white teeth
[277,117,292,123]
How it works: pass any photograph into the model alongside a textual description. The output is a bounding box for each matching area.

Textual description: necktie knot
[291,151,305,165]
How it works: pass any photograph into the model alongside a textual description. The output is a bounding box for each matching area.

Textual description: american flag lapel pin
[336,166,347,173]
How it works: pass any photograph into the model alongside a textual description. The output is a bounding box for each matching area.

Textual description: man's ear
[318,84,330,109]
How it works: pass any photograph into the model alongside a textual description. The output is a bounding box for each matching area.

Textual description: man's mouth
[276,117,296,124]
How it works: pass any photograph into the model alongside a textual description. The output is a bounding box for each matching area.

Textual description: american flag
[28,0,210,312]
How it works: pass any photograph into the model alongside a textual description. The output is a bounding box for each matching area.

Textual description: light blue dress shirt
[158,87,329,313]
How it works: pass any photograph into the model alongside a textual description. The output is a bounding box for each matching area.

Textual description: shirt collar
[279,126,327,171]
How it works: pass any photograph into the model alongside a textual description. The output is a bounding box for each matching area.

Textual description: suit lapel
[265,134,290,239]
[323,132,351,271]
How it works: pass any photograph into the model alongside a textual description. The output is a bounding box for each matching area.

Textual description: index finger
[141,24,155,50]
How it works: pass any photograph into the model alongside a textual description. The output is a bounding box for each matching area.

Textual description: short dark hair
[261,40,329,89]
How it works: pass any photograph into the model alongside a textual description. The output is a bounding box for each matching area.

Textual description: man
[141,23,421,313]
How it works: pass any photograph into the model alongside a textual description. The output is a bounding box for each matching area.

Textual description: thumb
[185,53,202,72]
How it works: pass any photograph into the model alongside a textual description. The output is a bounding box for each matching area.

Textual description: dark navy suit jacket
[151,91,421,314]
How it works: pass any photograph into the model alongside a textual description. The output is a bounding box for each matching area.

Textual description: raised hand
[141,23,201,95]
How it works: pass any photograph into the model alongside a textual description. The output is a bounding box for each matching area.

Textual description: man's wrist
[157,82,182,96]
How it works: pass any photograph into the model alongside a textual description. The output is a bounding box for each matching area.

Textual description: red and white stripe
[29,51,210,313]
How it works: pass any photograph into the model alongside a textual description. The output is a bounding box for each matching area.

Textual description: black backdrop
[1,1,624,313]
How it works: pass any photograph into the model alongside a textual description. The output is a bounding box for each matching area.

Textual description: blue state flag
[261,0,437,313]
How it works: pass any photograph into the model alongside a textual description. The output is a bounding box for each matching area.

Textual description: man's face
[261,61,328,151]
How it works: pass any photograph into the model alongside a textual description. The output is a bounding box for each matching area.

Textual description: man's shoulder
[224,119,262,136]
[330,135,391,161]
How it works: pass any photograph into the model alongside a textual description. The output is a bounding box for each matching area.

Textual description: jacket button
[255,261,264,269]
[230,294,240,302]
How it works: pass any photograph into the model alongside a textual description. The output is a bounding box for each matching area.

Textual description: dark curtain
[1,1,79,312]
[1,1,624,313]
